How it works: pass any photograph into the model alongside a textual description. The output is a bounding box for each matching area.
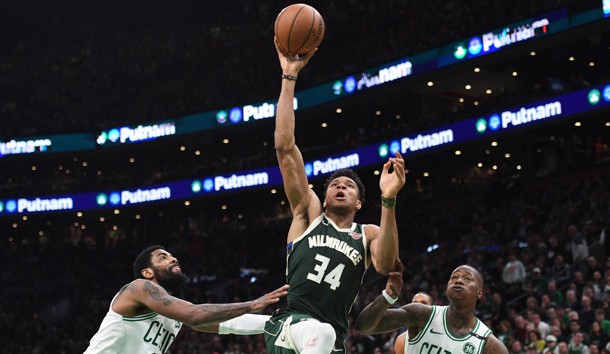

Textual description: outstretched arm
[273,38,322,242]
[116,280,288,327]
[355,302,431,335]
[354,263,429,334]
[188,314,271,335]
[366,151,406,274]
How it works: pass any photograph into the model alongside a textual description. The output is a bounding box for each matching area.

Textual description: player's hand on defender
[379,151,406,198]
[386,259,404,299]
[249,284,289,312]
[274,36,317,75]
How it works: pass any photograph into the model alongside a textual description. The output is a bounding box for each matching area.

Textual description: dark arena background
[1,0,609,353]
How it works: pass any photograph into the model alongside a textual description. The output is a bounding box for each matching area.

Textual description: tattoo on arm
[142,281,173,306]
[355,296,392,333]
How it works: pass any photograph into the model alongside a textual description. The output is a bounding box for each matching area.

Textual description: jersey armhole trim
[409,305,436,345]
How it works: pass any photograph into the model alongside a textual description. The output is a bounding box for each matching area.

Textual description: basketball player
[84,245,289,354]
[394,292,433,353]
[264,38,406,354]
[354,265,509,354]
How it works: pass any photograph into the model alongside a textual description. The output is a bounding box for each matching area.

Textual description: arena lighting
[1,83,610,216]
[1,8,606,155]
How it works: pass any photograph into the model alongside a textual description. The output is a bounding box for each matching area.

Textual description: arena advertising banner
[1,6,605,155]
[1,83,608,216]
[0,133,94,158]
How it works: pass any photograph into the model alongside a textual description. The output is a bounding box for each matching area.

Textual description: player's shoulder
[483,334,509,354]
[400,303,434,326]
[362,223,380,238]
[123,279,165,296]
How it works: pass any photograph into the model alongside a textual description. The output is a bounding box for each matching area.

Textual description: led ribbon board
[2,7,607,153]
[1,83,608,216]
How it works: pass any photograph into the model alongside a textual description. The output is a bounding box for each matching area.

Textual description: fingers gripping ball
[274,3,325,55]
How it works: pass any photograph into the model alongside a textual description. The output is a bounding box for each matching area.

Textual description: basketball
[274,4,325,56]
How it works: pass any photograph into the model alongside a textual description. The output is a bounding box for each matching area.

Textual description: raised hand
[379,151,406,198]
[274,36,317,76]
[385,259,404,298]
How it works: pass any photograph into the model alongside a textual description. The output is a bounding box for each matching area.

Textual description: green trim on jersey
[442,306,480,341]
[123,312,158,322]
[476,329,492,354]
[409,306,436,345]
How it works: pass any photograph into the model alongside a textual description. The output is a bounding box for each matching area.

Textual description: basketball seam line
[288,5,307,54]
[293,6,316,55]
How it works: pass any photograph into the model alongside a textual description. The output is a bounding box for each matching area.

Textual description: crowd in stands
[1,138,609,353]
[0,0,607,200]
[1,1,610,353]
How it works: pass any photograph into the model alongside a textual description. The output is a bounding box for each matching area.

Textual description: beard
[153,265,188,292]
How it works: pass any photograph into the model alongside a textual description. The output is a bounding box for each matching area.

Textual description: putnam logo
[500,101,562,129]
[357,61,412,90]
[401,129,454,154]
[0,138,52,156]
[119,123,176,143]
[121,187,171,205]
[17,197,73,213]
[214,172,269,191]
[312,154,360,176]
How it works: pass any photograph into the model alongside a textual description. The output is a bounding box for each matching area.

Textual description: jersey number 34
[307,254,346,290]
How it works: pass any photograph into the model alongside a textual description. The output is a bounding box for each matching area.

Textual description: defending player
[84,245,288,353]
[354,265,509,354]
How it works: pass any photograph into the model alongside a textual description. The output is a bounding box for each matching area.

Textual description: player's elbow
[372,259,393,275]
[274,133,296,152]
[352,318,372,334]
[183,309,212,327]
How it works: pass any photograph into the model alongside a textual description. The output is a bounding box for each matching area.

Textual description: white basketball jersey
[84,286,182,354]
[406,305,491,354]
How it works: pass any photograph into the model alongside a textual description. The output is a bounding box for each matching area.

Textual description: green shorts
[264,311,346,354]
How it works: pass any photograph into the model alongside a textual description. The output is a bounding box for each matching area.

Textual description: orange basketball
[274,4,325,56]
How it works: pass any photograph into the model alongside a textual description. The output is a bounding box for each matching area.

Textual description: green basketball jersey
[285,213,368,336]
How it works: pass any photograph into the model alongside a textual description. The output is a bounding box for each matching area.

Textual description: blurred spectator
[510,339,528,354]
[531,312,551,340]
[590,321,609,349]
[568,225,590,272]
[568,331,590,354]
[526,267,549,296]
[546,280,566,307]
[542,335,558,354]
[528,329,546,353]
[504,252,527,295]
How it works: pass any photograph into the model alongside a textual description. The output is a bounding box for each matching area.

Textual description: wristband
[381,196,396,209]
[382,289,398,304]
[282,74,298,81]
